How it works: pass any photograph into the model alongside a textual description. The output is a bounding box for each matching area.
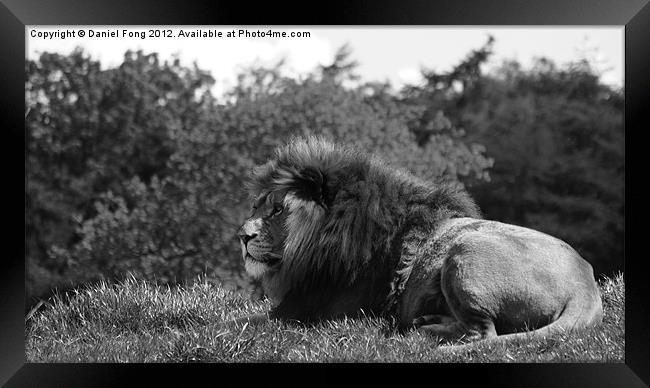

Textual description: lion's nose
[238,231,257,245]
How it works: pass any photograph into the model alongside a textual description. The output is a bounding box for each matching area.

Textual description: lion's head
[238,137,480,321]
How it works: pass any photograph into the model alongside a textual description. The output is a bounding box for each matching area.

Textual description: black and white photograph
[24,26,625,363]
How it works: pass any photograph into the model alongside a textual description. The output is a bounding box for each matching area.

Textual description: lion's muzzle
[238,218,260,241]
[238,218,273,263]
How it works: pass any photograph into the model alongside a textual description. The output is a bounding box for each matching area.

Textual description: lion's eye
[272,203,284,215]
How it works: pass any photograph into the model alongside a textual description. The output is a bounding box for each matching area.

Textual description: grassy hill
[25,274,624,362]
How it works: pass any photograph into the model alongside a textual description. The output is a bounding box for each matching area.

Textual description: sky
[26,26,623,98]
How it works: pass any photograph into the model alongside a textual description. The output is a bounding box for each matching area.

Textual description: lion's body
[237,137,603,345]
[397,217,602,341]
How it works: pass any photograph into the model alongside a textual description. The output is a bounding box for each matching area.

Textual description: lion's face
[238,190,288,278]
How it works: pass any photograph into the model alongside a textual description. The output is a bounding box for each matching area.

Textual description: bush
[26,49,217,299]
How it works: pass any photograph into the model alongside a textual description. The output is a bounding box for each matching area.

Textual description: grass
[25,274,624,363]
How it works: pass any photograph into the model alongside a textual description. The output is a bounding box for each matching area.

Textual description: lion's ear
[293,166,328,207]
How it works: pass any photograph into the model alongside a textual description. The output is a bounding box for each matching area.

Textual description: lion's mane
[248,137,481,321]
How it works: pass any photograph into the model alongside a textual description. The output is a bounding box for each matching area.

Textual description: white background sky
[27,26,623,98]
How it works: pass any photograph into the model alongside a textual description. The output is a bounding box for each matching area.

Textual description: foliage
[25,275,624,362]
[26,46,492,303]
[26,49,217,298]
[219,47,492,182]
[402,37,624,275]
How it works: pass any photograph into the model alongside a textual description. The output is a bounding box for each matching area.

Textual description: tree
[26,49,216,299]
[402,38,624,275]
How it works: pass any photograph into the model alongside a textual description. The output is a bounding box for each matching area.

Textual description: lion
[236,137,603,346]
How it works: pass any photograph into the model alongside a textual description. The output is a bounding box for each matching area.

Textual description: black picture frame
[3,0,647,386]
